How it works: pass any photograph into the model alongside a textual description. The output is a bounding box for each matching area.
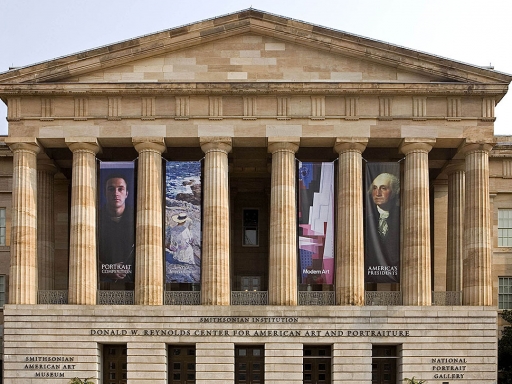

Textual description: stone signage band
[89,328,411,338]
[22,356,76,379]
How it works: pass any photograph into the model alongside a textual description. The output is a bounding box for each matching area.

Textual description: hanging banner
[298,162,335,285]
[98,161,136,283]
[365,163,401,283]
[165,161,202,284]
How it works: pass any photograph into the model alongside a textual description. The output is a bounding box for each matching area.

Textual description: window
[0,275,4,307]
[303,345,331,384]
[372,345,397,384]
[240,276,261,291]
[498,209,512,246]
[243,209,259,246]
[0,208,5,246]
[102,344,127,384]
[236,345,264,384]
[168,345,195,384]
[499,277,512,310]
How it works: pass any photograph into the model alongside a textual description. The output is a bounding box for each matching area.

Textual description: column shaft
[268,140,299,305]
[462,143,493,305]
[37,162,57,291]
[334,139,367,305]
[7,140,40,304]
[400,140,434,306]
[200,137,232,305]
[133,138,166,305]
[446,163,465,292]
[67,139,100,305]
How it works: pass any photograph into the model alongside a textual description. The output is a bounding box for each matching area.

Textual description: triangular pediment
[62,33,439,84]
[0,9,510,85]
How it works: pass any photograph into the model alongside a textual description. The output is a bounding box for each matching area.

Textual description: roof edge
[1,9,511,85]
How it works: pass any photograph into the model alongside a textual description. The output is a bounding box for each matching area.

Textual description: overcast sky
[1,0,511,135]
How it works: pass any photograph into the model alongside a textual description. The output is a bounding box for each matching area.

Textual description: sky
[1,0,511,135]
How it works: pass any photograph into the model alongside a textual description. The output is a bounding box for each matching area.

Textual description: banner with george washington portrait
[365,162,400,283]
[298,162,335,285]
[165,161,202,284]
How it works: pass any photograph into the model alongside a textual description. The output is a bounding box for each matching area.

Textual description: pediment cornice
[0,82,508,98]
[1,9,511,85]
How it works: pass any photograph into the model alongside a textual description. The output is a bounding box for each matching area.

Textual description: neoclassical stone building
[0,9,512,384]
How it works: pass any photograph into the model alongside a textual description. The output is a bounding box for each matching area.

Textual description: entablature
[0,81,508,97]
[0,85,501,130]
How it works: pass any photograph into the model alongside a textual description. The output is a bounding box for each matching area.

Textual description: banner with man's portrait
[98,161,136,284]
[365,162,400,283]
[165,161,202,284]
[298,162,335,285]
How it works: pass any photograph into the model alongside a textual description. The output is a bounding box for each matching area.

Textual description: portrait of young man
[98,162,136,285]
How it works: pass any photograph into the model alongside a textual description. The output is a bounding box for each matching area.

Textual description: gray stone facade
[4,305,496,383]
[1,8,512,384]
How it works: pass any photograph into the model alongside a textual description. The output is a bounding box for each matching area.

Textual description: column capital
[443,160,465,175]
[65,137,100,154]
[334,137,368,154]
[459,140,494,157]
[5,137,40,155]
[268,138,299,154]
[399,138,435,155]
[200,137,232,154]
[432,179,448,187]
[133,137,166,154]
[37,159,58,174]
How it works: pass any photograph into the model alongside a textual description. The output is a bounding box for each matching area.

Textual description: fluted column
[334,138,367,305]
[37,160,58,290]
[200,137,232,305]
[6,138,40,304]
[400,138,435,306]
[462,142,493,305]
[66,138,100,305]
[268,139,299,305]
[445,161,465,292]
[133,138,166,305]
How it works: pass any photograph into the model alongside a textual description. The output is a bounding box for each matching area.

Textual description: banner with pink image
[298,162,335,285]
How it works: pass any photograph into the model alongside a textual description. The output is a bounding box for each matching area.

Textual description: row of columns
[6,136,493,306]
[335,138,494,306]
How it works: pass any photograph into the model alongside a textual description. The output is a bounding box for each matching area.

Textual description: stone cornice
[0,82,508,98]
[491,139,512,157]
[0,9,510,85]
